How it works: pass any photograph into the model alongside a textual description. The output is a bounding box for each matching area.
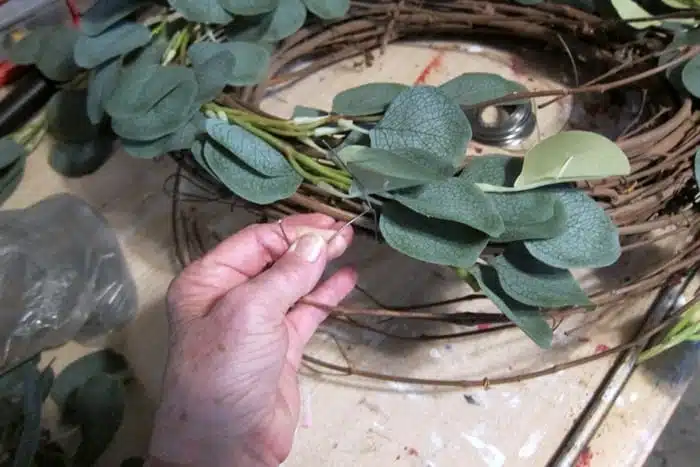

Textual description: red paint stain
[414,51,446,85]
[406,447,419,456]
[477,324,491,331]
[66,0,81,26]
[594,344,610,354]
[575,446,593,467]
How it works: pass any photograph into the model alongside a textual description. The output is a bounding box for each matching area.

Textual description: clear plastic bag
[0,194,137,369]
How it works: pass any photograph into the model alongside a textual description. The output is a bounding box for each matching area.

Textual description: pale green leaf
[332,83,409,116]
[81,0,147,36]
[74,22,151,69]
[662,0,693,8]
[259,0,307,41]
[695,147,700,185]
[36,27,80,82]
[524,189,621,269]
[509,131,630,190]
[490,245,593,308]
[191,49,237,102]
[169,0,233,24]
[188,42,271,86]
[303,0,350,19]
[439,73,524,107]
[370,86,472,169]
[49,136,115,178]
[292,106,328,118]
[218,0,279,15]
[7,28,48,65]
[203,140,302,204]
[394,178,504,237]
[46,90,98,143]
[682,55,700,98]
[0,138,28,171]
[205,119,294,177]
[379,201,489,268]
[471,264,553,348]
[191,140,219,180]
[13,364,42,467]
[610,0,661,29]
[87,57,121,125]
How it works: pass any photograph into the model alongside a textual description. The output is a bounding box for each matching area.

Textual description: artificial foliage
[2,0,700,351]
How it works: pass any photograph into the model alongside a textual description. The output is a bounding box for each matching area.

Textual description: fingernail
[290,233,325,262]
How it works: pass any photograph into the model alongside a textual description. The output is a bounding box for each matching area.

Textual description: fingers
[285,267,358,369]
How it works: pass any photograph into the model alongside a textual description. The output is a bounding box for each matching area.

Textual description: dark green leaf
[169,0,233,24]
[74,22,151,69]
[292,106,328,119]
[46,90,98,143]
[37,366,54,403]
[0,138,27,171]
[188,45,237,102]
[187,42,270,86]
[303,0,350,19]
[87,57,122,124]
[490,245,592,308]
[379,201,489,268]
[50,349,128,410]
[7,28,48,65]
[49,136,114,178]
[81,0,147,36]
[394,178,504,237]
[332,83,409,116]
[68,375,125,467]
[0,358,38,400]
[439,73,524,107]
[35,27,80,82]
[13,364,42,467]
[695,147,700,186]
[682,55,700,98]
[337,145,452,196]
[191,140,219,180]
[258,0,307,41]
[123,114,204,158]
[0,156,26,207]
[525,188,621,269]
[203,140,302,204]
[471,264,553,348]
[218,0,279,15]
[610,0,661,29]
[370,86,472,169]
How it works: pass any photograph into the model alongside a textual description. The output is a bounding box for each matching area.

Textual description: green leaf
[49,136,114,177]
[610,0,661,29]
[471,264,553,348]
[50,349,128,410]
[0,138,28,171]
[38,366,54,403]
[191,140,220,180]
[0,155,26,207]
[67,374,125,467]
[524,188,621,269]
[203,140,302,204]
[187,42,271,86]
[490,245,592,308]
[7,28,48,65]
[439,73,524,107]
[460,155,566,241]
[13,364,42,467]
[370,86,472,169]
[169,0,233,24]
[191,49,237,102]
[218,0,279,15]
[74,22,151,69]
[106,65,189,119]
[205,119,294,177]
[258,0,307,41]
[124,115,203,159]
[500,131,631,191]
[682,55,700,98]
[292,106,328,118]
[87,57,122,124]
[694,147,700,186]
[379,201,489,268]
[337,145,452,196]
[332,83,409,116]
[394,178,504,237]
[81,0,147,36]
[302,0,350,19]
[46,90,98,143]
[35,27,80,82]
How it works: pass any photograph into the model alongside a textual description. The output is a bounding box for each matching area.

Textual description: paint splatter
[430,348,442,359]
[595,344,610,354]
[414,51,446,85]
[477,324,491,331]
[464,394,480,406]
[574,446,593,467]
[406,446,420,456]
[461,433,506,467]
[518,430,545,459]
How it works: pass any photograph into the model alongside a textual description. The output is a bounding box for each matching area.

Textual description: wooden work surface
[3,40,698,467]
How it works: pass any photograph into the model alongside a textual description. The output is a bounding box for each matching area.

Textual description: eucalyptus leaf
[0,156,26,207]
[49,136,114,177]
[695,147,700,186]
[490,245,592,308]
[35,27,80,82]
[191,49,237,102]
[0,138,28,171]
[50,349,128,410]
[303,0,350,19]
[7,28,48,65]
[394,178,504,237]
[87,57,122,125]
[370,86,472,169]
[524,189,621,269]
[187,42,271,86]
[74,22,151,69]
[46,90,98,144]
[471,264,553,348]
[81,0,147,36]
[169,0,233,24]
[292,106,328,119]
[610,0,661,29]
[682,55,700,98]
[439,73,524,107]
[206,119,294,177]
[332,83,409,116]
[258,0,308,41]
[124,115,204,158]
[191,140,220,180]
[203,140,302,204]
[218,0,279,15]
[379,201,489,268]
[68,374,125,467]
[13,364,42,467]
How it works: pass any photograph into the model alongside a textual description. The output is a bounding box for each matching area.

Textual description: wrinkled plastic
[0,194,137,369]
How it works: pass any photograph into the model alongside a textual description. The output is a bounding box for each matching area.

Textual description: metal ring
[465,100,536,147]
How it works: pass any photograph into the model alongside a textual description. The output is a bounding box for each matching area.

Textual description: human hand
[147,214,356,467]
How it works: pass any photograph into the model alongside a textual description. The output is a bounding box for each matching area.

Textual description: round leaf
[6,28,48,65]
[218,0,279,15]
[524,189,621,269]
[379,201,489,268]
[35,27,80,82]
[169,0,233,24]
[439,73,524,107]
[74,22,151,69]
[332,83,409,116]
[81,0,147,36]
[694,147,700,186]
[0,155,26,207]
[370,86,472,169]
[87,57,122,124]
[14,364,43,467]
[0,137,28,171]
[49,136,115,178]
[610,0,661,29]
[682,55,700,98]
[191,49,237,102]
[187,42,270,86]
[46,90,98,143]
[259,0,307,41]
[303,0,350,19]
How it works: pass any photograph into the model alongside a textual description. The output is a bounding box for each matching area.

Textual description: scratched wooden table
[4,40,698,467]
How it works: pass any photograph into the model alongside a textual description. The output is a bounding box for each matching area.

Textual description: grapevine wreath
[3,0,700,375]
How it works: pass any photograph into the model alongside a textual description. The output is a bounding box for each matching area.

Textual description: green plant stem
[12,111,47,149]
